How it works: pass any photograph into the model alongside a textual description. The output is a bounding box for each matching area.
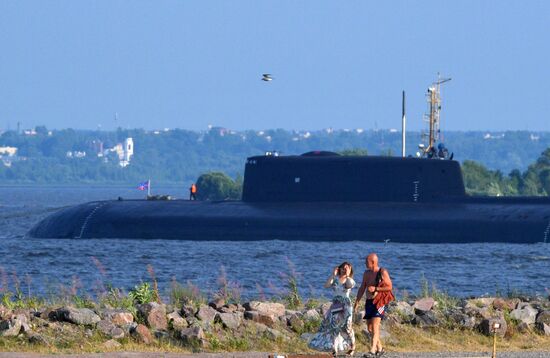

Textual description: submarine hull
[28,198,550,243]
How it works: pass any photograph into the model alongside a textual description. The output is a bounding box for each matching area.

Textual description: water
[1,185,549,300]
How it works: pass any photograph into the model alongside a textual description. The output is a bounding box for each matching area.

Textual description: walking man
[353,253,393,357]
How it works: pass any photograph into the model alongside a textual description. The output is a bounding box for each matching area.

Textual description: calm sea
[1,185,549,300]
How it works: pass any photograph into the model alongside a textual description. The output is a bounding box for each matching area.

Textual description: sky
[0,1,549,132]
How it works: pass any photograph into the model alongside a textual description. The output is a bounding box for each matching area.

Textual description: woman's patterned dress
[309,276,356,353]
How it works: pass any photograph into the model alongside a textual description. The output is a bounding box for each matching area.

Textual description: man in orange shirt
[354,253,393,357]
[189,183,197,200]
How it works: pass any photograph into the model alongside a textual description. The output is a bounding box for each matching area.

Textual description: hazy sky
[1,1,549,131]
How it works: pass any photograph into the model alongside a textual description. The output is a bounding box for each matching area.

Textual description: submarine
[27,76,550,243]
[28,151,550,243]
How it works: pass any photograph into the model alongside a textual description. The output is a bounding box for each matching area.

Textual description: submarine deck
[28,197,550,243]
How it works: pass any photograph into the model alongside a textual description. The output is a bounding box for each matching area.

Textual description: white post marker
[147,179,151,198]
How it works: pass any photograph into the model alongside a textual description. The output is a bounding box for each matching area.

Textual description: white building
[0,146,17,156]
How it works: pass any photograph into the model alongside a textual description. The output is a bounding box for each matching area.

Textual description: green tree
[196,172,242,201]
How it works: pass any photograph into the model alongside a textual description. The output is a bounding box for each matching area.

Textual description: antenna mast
[421,73,451,157]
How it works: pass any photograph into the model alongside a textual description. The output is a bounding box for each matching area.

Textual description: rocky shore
[1,294,549,353]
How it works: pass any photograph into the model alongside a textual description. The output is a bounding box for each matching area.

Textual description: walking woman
[309,262,356,356]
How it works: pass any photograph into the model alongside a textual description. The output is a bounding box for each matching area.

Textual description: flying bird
[262,74,273,82]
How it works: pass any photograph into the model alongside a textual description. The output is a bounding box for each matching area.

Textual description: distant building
[91,140,104,156]
[119,138,133,167]
[0,146,18,167]
[102,137,134,167]
[66,151,86,159]
[0,146,17,156]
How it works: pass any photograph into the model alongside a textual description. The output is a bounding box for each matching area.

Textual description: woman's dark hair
[338,261,354,278]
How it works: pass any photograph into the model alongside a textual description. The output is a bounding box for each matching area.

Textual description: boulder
[449,311,476,330]
[55,307,100,326]
[102,339,122,349]
[97,320,125,339]
[517,322,532,333]
[411,311,438,328]
[136,303,167,330]
[208,298,225,310]
[220,304,239,313]
[536,322,550,336]
[181,305,197,319]
[27,332,49,346]
[413,297,436,313]
[0,317,22,337]
[479,318,507,337]
[244,310,276,327]
[244,301,286,317]
[492,298,518,311]
[102,310,134,326]
[287,314,304,332]
[394,301,415,322]
[196,305,218,325]
[133,324,154,344]
[216,312,243,330]
[510,305,538,325]
[536,310,550,326]
[179,326,206,347]
[167,311,188,330]
[303,309,321,321]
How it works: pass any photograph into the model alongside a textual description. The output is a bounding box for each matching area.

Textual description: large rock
[479,318,507,337]
[136,303,167,330]
[97,320,125,339]
[411,311,438,328]
[394,301,415,322]
[303,309,321,321]
[208,298,225,310]
[537,322,550,336]
[492,298,519,311]
[102,310,134,326]
[288,314,304,332]
[244,310,276,327]
[448,310,476,330]
[133,324,154,344]
[167,311,188,330]
[181,305,197,319]
[220,304,239,314]
[413,298,435,313]
[216,312,243,330]
[196,305,218,325]
[27,332,49,346]
[244,301,286,317]
[510,305,538,325]
[179,326,206,347]
[56,307,100,326]
[536,310,550,325]
[0,317,22,337]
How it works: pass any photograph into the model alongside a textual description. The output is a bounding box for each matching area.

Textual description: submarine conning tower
[242,151,466,202]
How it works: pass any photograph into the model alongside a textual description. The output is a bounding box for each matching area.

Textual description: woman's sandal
[346,348,355,356]
[375,348,386,357]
